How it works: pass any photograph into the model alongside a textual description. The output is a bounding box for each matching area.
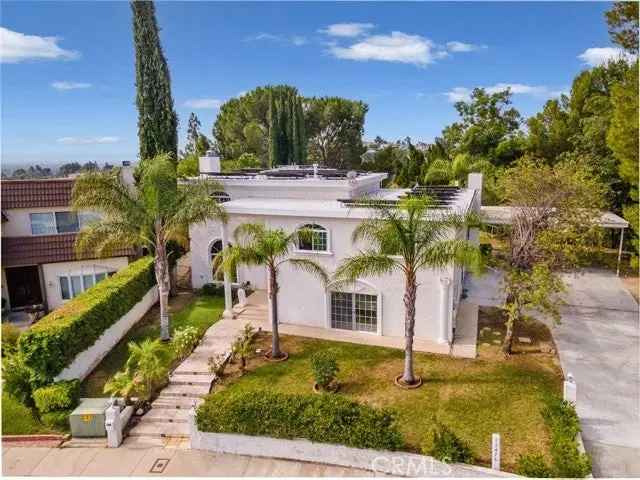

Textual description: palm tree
[335,197,483,386]
[125,338,170,400]
[424,153,492,186]
[217,223,327,359]
[72,153,227,341]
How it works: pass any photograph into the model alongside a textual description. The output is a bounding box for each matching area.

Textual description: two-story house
[1,177,135,315]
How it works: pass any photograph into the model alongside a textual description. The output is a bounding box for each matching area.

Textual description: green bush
[2,352,35,406]
[33,380,80,414]
[41,409,72,431]
[479,243,493,256]
[172,326,200,360]
[551,436,592,478]
[516,453,552,477]
[197,390,404,451]
[19,257,155,385]
[427,423,474,464]
[310,350,339,389]
[2,323,22,357]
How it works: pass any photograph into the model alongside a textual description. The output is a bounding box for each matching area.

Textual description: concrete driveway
[465,268,640,477]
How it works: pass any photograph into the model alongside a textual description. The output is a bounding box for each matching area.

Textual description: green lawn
[81,292,224,397]
[1,392,53,435]
[214,316,562,472]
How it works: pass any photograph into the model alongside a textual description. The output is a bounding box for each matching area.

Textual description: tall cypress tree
[131,1,178,162]
[267,87,307,167]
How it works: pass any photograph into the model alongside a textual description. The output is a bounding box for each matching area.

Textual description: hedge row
[197,390,405,451]
[33,380,80,414]
[18,256,156,386]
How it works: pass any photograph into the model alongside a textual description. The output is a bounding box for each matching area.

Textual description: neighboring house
[1,177,135,314]
[189,154,482,350]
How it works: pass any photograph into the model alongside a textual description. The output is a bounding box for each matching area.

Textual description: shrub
[207,353,228,377]
[1,324,21,357]
[310,350,339,390]
[517,453,552,477]
[2,352,35,406]
[197,390,404,451]
[41,409,72,431]
[18,257,155,385]
[427,423,474,464]
[172,326,200,360]
[33,380,80,414]
[479,243,493,256]
[231,323,256,372]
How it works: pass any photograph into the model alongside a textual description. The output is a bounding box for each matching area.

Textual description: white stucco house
[188,153,483,356]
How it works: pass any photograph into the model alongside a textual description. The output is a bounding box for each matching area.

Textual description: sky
[0,1,625,168]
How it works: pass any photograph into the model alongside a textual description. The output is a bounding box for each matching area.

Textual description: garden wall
[55,286,158,382]
[187,411,515,478]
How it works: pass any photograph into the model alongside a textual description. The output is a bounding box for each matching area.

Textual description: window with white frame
[297,224,328,252]
[59,270,116,300]
[30,211,100,235]
[330,291,377,332]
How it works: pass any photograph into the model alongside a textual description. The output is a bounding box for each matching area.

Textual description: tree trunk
[268,264,283,358]
[155,241,171,341]
[401,270,418,384]
[502,296,518,357]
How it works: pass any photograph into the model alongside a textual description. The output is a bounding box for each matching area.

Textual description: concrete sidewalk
[2,445,375,477]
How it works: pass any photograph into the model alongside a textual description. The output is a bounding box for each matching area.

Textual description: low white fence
[187,409,514,478]
[55,286,159,381]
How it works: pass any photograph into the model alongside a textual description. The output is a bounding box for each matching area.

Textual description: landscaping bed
[208,312,563,473]
[81,292,224,397]
[1,392,56,436]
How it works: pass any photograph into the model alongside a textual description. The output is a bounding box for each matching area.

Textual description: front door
[5,266,43,309]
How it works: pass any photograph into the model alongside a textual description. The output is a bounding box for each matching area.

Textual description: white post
[491,433,501,471]
[616,228,625,277]
[105,404,122,448]
[439,277,451,344]
[237,288,247,307]
[564,372,577,405]
[221,223,233,319]
[188,407,199,449]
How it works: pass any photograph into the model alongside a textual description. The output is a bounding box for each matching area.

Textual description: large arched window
[209,239,237,282]
[297,224,328,252]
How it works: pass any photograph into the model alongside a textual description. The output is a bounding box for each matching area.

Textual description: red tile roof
[1,234,135,267]
[1,178,75,210]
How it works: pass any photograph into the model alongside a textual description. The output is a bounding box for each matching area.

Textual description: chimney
[467,172,483,206]
[120,161,135,186]
[199,150,221,175]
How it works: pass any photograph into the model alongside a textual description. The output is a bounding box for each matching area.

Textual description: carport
[480,206,630,276]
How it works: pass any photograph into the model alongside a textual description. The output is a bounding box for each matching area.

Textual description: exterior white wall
[1,207,78,237]
[42,257,129,310]
[190,215,458,343]
[55,286,159,381]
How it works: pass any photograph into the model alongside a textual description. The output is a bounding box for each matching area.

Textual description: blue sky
[1,1,623,167]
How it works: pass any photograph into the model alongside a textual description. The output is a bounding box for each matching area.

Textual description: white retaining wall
[55,286,159,381]
[188,410,514,478]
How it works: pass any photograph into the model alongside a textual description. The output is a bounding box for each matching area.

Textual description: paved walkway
[1,446,374,477]
[465,268,640,477]
[128,314,246,440]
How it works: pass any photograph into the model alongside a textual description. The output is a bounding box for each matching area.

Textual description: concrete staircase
[127,306,256,441]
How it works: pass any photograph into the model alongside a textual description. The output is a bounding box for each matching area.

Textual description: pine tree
[131,1,178,162]
[185,113,202,156]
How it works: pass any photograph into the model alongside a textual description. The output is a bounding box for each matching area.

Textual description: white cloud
[57,136,119,145]
[445,83,566,103]
[291,35,308,46]
[183,98,222,109]
[320,23,375,38]
[577,47,636,66]
[51,81,92,91]
[446,41,487,53]
[329,31,446,66]
[0,27,79,63]
[245,33,307,46]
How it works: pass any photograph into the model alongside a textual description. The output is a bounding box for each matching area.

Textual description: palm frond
[419,239,484,274]
[75,218,142,259]
[334,250,398,285]
[287,258,329,285]
[233,222,267,245]
[166,179,227,236]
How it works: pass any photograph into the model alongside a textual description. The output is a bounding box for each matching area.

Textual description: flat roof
[481,206,629,229]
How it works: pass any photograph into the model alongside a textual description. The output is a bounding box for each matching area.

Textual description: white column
[188,407,200,450]
[221,223,233,319]
[439,277,451,344]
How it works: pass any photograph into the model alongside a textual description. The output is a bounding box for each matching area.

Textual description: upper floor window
[30,211,99,236]
[297,224,328,252]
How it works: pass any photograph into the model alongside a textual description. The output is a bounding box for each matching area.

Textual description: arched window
[297,224,328,252]
[210,239,223,263]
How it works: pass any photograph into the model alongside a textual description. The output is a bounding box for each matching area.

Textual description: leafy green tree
[526,98,574,162]
[305,97,368,169]
[131,1,178,162]
[607,62,639,266]
[605,1,639,54]
[335,198,482,385]
[267,87,306,166]
[217,224,327,359]
[58,162,82,176]
[184,112,202,156]
[72,154,226,341]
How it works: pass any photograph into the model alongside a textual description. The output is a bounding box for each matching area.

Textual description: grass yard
[1,392,54,435]
[214,310,562,472]
[81,292,224,397]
